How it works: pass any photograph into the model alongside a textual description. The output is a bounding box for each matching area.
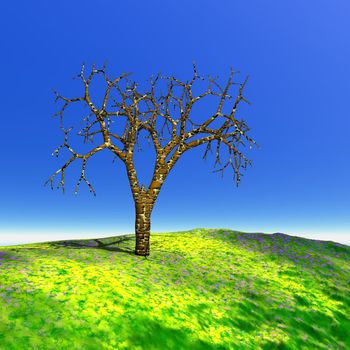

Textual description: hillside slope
[0,228,349,350]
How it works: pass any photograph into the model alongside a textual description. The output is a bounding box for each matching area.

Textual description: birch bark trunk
[134,188,154,256]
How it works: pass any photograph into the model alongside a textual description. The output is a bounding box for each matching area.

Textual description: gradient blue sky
[0,1,349,246]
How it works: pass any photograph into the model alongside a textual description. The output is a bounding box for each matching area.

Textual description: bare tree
[45,63,259,257]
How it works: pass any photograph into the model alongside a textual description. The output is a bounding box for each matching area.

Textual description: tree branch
[47,63,258,198]
[45,129,110,196]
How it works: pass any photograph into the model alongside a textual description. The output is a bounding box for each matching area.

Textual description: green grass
[0,228,349,349]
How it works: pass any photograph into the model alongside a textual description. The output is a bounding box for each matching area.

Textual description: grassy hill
[0,228,349,350]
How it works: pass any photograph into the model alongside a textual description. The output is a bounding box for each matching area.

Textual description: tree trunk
[134,187,154,256]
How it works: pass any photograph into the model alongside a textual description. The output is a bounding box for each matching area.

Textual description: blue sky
[0,1,349,246]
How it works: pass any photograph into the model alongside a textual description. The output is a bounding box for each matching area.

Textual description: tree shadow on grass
[49,235,136,256]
